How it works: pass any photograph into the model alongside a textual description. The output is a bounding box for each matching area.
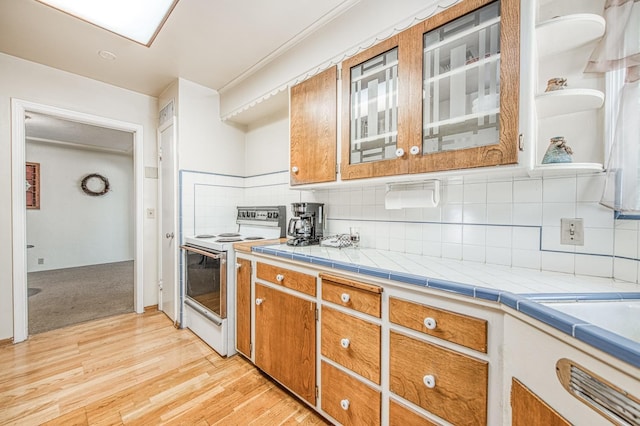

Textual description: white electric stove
[181,206,286,356]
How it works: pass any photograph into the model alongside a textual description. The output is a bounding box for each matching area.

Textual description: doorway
[25,111,135,334]
[11,100,145,342]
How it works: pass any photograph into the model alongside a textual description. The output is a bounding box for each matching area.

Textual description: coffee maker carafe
[287,202,324,246]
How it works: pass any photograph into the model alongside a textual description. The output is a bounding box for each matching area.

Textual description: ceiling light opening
[98,50,117,60]
[36,0,179,46]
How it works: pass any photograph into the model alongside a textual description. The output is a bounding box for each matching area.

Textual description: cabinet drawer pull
[255,298,264,306]
[424,317,437,330]
[340,399,350,410]
[410,145,420,155]
[276,274,284,282]
[340,338,350,349]
[423,374,436,389]
[340,293,350,303]
[395,147,405,158]
[291,166,299,173]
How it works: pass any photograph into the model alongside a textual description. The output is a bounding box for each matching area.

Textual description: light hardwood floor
[0,310,329,425]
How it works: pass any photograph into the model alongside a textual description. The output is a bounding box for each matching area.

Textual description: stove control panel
[236,206,287,237]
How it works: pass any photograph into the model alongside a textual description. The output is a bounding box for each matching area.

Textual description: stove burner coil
[218,233,241,237]
[215,237,243,242]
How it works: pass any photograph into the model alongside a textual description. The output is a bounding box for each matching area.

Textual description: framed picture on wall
[26,162,40,209]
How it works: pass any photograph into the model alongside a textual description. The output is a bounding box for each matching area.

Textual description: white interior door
[159,118,178,323]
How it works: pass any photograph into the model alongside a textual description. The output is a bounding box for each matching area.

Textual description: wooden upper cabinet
[410,0,520,172]
[341,33,415,180]
[290,66,338,186]
[341,0,520,180]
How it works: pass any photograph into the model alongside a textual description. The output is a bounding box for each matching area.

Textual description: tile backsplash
[180,169,640,284]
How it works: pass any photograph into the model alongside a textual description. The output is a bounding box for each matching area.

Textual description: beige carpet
[28,260,134,335]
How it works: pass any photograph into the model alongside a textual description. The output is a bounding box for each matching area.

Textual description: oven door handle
[184,299,223,326]
[181,245,224,258]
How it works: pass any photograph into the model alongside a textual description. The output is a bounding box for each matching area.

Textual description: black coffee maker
[286,202,324,246]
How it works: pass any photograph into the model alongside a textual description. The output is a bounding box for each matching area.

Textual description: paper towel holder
[385,179,440,209]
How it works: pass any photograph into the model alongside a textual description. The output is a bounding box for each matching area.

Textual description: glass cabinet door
[423,1,501,154]
[349,47,399,164]
[341,35,411,180]
[412,0,519,173]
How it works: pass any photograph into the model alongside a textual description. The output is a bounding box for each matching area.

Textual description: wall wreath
[80,173,110,196]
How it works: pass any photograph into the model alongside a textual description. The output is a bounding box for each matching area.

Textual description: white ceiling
[0,0,352,97]
[2,0,355,145]
[25,112,134,154]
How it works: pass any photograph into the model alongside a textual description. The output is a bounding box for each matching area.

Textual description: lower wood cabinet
[256,261,316,296]
[389,330,488,426]
[511,378,570,426]
[235,257,251,357]
[321,306,381,384]
[388,400,438,426]
[321,361,380,425]
[389,296,487,353]
[254,283,316,404]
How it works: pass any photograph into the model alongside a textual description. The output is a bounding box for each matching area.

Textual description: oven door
[182,245,227,319]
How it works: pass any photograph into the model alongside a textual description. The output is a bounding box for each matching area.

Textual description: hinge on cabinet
[335,163,340,176]
[518,134,524,151]
[315,308,319,321]
[316,386,319,399]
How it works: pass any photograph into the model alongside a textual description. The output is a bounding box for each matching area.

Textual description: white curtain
[585,0,640,212]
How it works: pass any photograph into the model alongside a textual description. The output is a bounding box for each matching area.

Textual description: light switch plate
[560,218,584,245]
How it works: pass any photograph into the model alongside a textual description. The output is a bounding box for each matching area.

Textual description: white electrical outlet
[560,218,584,245]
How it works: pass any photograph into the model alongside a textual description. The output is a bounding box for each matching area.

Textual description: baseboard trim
[144,304,159,313]
[0,337,13,347]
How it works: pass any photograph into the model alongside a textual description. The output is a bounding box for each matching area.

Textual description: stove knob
[272,212,279,219]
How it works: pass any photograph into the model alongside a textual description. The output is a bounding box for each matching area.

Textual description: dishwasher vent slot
[556,358,640,426]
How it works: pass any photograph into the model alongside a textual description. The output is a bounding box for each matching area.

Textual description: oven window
[184,250,226,318]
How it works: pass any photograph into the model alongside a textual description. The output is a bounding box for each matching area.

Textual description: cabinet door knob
[395,148,405,158]
[423,374,436,389]
[276,274,284,282]
[235,263,241,269]
[340,399,350,410]
[340,293,350,303]
[291,166,299,173]
[255,298,264,306]
[340,338,350,349]
[410,145,421,155]
[424,317,437,330]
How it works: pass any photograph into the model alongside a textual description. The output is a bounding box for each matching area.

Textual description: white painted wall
[26,141,134,272]
[0,52,159,340]
[244,108,289,176]
[175,79,245,175]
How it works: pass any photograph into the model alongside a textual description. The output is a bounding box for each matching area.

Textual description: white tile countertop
[254,244,639,295]
[252,243,640,368]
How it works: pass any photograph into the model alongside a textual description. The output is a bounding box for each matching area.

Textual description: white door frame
[11,99,145,343]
